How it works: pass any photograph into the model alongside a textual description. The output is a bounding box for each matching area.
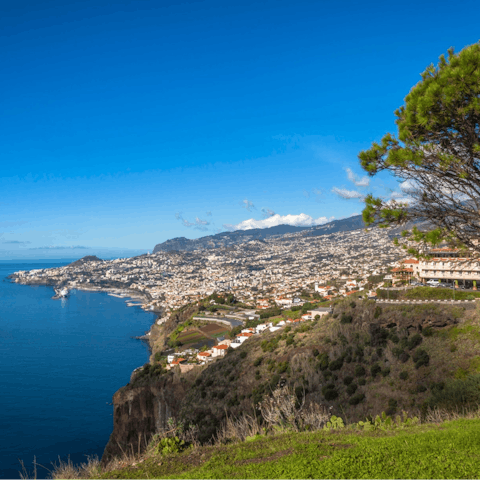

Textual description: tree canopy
[359,42,480,254]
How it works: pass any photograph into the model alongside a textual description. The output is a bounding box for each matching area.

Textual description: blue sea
[0,260,156,479]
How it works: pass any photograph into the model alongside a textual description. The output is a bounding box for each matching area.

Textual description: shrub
[276,361,289,374]
[322,384,339,401]
[386,399,398,416]
[389,334,400,344]
[344,376,354,386]
[355,345,364,356]
[253,357,263,367]
[369,325,389,347]
[270,374,280,388]
[422,327,434,337]
[428,374,480,411]
[153,436,186,456]
[312,348,319,357]
[348,392,365,405]
[399,371,409,380]
[376,347,383,358]
[239,351,247,359]
[340,314,353,324]
[358,377,366,386]
[399,352,410,363]
[370,363,382,377]
[413,349,430,369]
[381,367,391,377]
[392,346,404,358]
[350,301,356,308]
[346,383,358,395]
[329,358,344,371]
[323,370,333,381]
[407,334,423,350]
[374,306,382,318]
[317,353,329,371]
[355,365,366,377]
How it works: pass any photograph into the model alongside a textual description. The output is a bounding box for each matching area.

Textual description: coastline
[9,274,165,348]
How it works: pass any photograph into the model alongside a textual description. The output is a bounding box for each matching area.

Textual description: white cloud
[331,187,365,200]
[345,167,370,187]
[223,213,334,231]
[241,199,255,211]
[195,217,210,226]
[261,208,276,218]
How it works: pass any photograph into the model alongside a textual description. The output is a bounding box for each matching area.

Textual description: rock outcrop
[102,376,187,463]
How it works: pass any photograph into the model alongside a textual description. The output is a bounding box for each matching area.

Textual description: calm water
[0,260,156,479]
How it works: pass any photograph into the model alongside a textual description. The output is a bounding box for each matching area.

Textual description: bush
[413,348,430,369]
[386,399,398,416]
[312,348,319,357]
[407,334,423,350]
[358,377,366,386]
[389,333,400,344]
[355,345,364,358]
[381,367,391,377]
[340,314,353,324]
[369,325,389,347]
[322,384,339,401]
[317,353,330,371]
[239,351,247,359]
[399,352,410,363]
[276,361,289,374]
[253,357,263,367]
[355,365,366,377]
[428,374,480,411]
[422,327,434,337]
[399,371,409,380]
[329,358,344,371]
[346,383,358,395]
[374,306,382,318]
[344,376,354,385]
[370,363,382,377]
[270,374,280,388]
[348,393,365,405]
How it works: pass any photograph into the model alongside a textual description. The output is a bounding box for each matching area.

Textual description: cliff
[102,375,188,463]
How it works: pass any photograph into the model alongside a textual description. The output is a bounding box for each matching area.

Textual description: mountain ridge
[153,215,366,252]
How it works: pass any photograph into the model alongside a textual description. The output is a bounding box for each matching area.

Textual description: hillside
[89,417,480,478]
[152,215,367,252]
[101,296,480,464]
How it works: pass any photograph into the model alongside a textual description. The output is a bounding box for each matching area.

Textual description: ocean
[0,260,156,479]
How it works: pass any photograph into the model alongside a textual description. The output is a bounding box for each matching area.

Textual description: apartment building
[398,248,480,289]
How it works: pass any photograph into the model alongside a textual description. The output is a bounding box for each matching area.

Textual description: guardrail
[376,299,476,304]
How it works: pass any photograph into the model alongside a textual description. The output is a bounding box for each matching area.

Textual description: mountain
[153,215,367,252]
[69,255,103,266]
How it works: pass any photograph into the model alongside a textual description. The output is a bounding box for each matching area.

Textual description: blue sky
[1,0,479,258]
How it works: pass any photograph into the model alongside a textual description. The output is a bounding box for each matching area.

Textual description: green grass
[99,419,480,479]
[404,287,480,301]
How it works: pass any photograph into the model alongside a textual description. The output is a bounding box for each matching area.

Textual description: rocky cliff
[102,375,188,463]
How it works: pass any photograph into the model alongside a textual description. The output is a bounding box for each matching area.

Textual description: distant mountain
[153,215,368,252]
[69,255,103,266]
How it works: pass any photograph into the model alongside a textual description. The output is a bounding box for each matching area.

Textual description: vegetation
[359,41,480,255]
[54,415,480,479]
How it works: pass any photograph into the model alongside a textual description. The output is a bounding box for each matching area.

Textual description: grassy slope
[100,418,480,479]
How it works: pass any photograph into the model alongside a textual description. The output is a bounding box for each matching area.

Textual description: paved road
[193,315,243,327]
